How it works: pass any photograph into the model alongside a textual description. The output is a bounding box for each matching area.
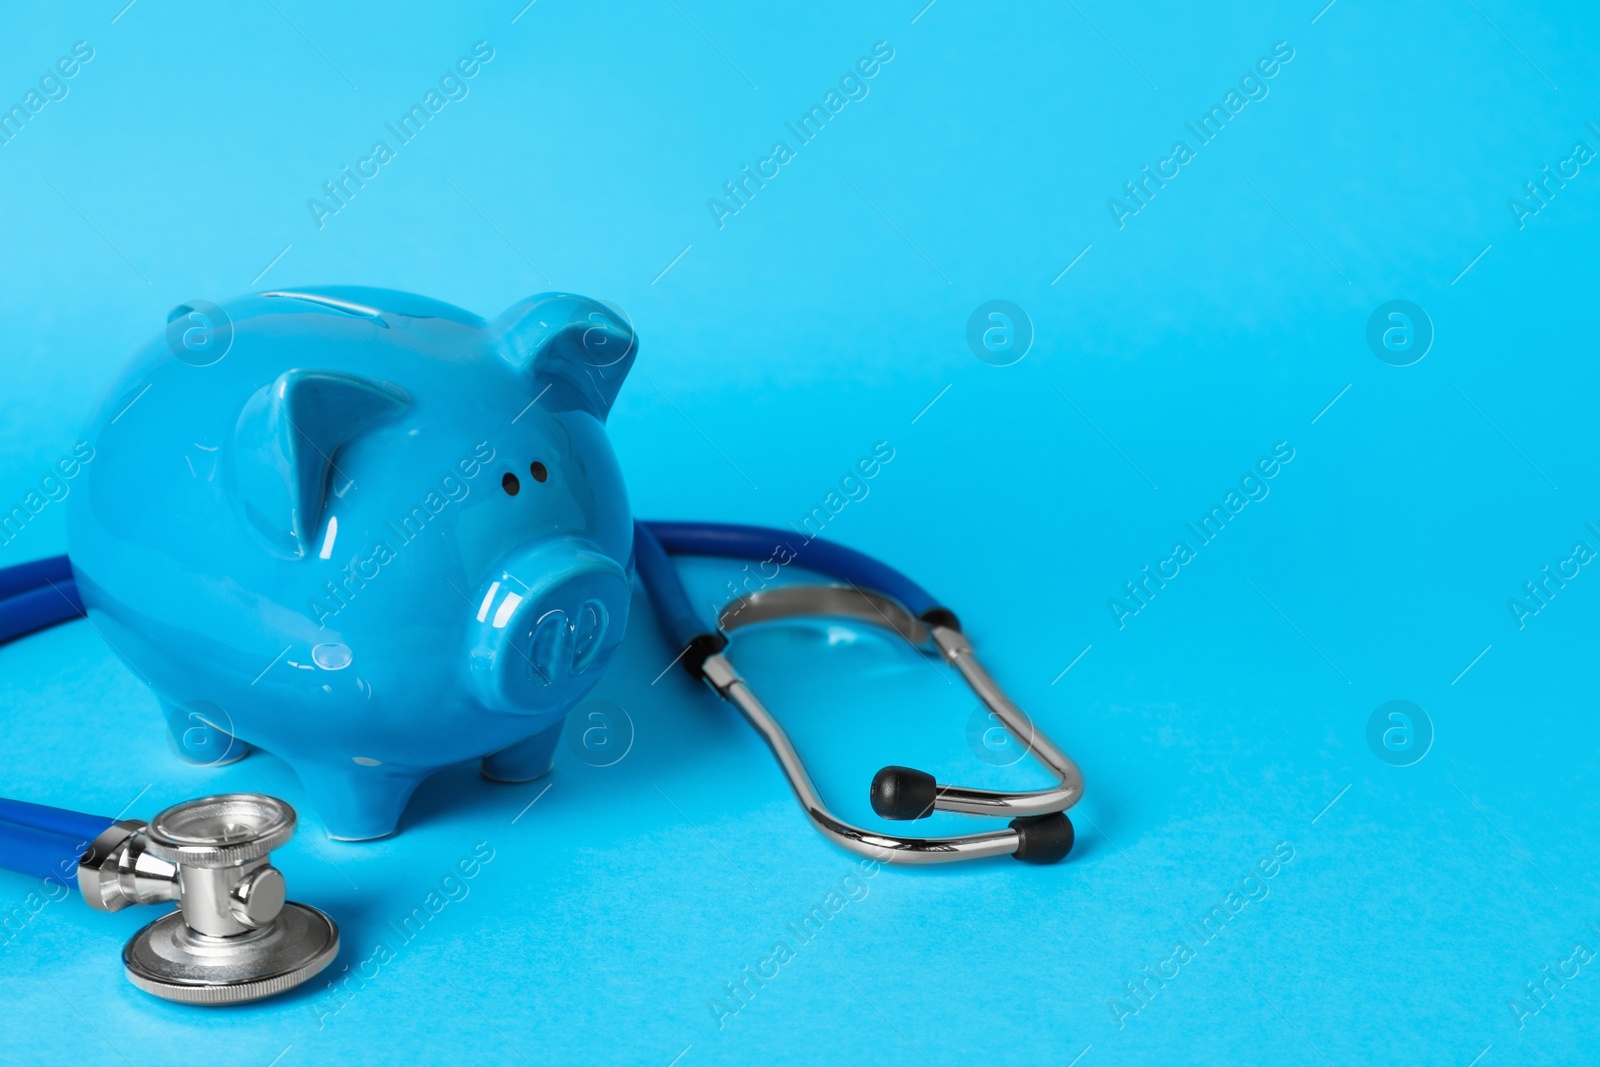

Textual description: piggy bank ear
[232,369,409,558]
[491,294,636,422]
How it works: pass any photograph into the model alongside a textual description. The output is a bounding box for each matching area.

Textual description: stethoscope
[635,521,1083,863]
[0,520,1083,1003]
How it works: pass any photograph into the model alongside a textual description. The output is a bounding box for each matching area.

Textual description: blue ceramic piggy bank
[68,288,637,839]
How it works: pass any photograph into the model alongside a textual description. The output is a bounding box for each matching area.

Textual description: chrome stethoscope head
[78,793,339,1004]
[699,584,1084,865]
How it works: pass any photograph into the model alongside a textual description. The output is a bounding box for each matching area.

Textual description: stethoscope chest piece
[80,794,339,1005]
[123,900,339,1005]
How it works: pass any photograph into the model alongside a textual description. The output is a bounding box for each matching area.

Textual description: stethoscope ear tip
[872,765,1076,864]
[870,766,938,821]
[1009,813,1074,865]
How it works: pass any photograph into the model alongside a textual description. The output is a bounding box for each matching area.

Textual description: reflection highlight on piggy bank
[69,288,636,839]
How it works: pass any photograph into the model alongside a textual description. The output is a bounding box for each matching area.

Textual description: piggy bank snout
[468,540,629,713]
[525,597,610,684]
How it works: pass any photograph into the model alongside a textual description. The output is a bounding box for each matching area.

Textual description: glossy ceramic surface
[67,288,637,839]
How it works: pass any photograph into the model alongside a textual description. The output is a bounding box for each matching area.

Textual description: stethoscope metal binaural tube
[915,623,1084,818]
[703,582,1083,865]
[700,650,1024,864]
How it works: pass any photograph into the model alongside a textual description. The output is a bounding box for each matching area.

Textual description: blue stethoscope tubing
[0,519,1081,880]
[0,554,84,646]
[0,559,103,881]
[634,519,944,652]
[0,800,113,884]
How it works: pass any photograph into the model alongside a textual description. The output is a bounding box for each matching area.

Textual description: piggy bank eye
[529,461,547,483]
[502,472,520,496]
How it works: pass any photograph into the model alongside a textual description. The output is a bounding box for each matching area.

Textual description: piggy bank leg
[481,719,564,783]
[297,761,428,840]
[161,699,250,766]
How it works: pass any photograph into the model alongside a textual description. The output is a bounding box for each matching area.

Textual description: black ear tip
[870,766,938,820]
[1009,813,1074,864]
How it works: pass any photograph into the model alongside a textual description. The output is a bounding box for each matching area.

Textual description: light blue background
[2,1,1597,1064]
